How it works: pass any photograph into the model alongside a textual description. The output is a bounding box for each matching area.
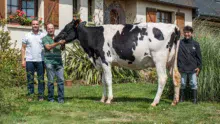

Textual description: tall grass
[193,20,220,101]
[164,20,220,102]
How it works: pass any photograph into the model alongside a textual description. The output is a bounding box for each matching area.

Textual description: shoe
[58,100,64,104]
[192,89,198,104]
[39,98,44,102]
[180,89,185,102]
[49,99,54,102]
[27,98,33,102]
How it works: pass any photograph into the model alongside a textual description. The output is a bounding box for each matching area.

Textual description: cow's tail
[171,27,181,105]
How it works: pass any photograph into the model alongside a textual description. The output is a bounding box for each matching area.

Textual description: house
[0,0,196,49]
[194,0,220,27]
[0,0,73,49]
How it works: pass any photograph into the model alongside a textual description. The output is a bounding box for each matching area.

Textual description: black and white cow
[55,19,181,106]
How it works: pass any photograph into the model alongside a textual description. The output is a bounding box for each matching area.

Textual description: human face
[183,31,193,39]
[32,20,39,32]
[46,24,55,36]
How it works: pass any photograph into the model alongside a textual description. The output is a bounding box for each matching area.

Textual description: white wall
[125,0,137,24]
[79,0,88,22]
[136,0,193,26]
[94,0,104,25]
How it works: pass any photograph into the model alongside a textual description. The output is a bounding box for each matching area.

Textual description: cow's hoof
[171,100,178,106]
[151,103,157,107]
[100,96,106,103]
[105,98,113,104]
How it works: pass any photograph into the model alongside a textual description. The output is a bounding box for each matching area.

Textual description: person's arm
[44,40,66,51]
[195,43,202,76]
[21,35,28,68]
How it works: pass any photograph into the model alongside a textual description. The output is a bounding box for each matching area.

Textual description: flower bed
[7,10,43,26]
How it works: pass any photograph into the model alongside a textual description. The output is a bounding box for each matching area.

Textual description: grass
[0,83,220,124]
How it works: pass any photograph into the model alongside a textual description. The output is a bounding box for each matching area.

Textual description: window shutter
[176,12,185,35]
[146,8,156,22]
[0,0,5,19]
[44,0,59,27]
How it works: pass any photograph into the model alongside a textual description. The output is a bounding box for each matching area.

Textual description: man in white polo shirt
[21,19,45,102]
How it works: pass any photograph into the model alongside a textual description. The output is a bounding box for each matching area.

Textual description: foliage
[164,20,220,102]
[193,20,220,101]
[64,42,140,85]
[0,23,26,114]
[7,10,43,26]
[1,83,220,123]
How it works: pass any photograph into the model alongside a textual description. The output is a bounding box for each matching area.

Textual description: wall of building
[125,0,137,24]
[136,0,193,26]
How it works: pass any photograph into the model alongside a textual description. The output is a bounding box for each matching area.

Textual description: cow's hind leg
[171,68,181,106]
[151,63,167,107]
[100,71,107,103]
[102,64,113,104]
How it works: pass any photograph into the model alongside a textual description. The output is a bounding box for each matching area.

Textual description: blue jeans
[26,62,45,99]
[180,73,198,90]
[45,64,64,102]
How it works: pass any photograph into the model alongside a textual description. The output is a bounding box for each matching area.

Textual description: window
[7,0,38,18]
[7,0,19,15]
[156,10,172,23]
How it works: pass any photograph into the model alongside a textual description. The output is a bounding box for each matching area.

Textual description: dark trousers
[26,61,45,99]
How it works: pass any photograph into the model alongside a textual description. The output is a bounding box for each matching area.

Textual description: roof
[147,0,197,8]
[195,0,220,18]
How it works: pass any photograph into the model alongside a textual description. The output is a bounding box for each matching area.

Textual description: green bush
[64,42,140,85]
[193,20,220,101]
[0,25,26,114]
[164,20,220,102]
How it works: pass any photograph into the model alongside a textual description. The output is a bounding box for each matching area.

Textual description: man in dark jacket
[178,26,202,104]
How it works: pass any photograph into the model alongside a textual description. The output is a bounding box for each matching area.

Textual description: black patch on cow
[149,38,152,42]
[144,52,148,56]
[167,27,181,51]
[153,27,164,40]
[166,44,169,48]
[77,25,108,66]
[107,51,111,57]
[113,24,148,62]
[139,28,148,40]
[107,43,110,47]
[128,61,133,64]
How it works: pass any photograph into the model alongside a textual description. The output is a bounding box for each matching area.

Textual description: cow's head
[54,19,81,43]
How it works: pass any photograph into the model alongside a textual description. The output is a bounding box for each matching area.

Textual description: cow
[54,19,181,106]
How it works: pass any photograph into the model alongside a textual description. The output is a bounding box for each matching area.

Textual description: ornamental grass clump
[193,20,220,101]
[164,20,220,102]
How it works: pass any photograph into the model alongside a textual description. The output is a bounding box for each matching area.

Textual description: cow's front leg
[151,63,167,107]
[102,64,113,104]
[100,71,107,103]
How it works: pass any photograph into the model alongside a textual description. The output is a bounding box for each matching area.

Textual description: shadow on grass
[64,96,170,104]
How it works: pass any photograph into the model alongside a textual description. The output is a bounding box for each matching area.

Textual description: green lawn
[1,83,219,124]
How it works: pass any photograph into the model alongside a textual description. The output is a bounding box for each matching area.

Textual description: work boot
[180,89,185,102]
[192,89,197,104]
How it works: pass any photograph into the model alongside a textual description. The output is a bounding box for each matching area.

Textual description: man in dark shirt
[178,26,202,104]
[42,23,66,103]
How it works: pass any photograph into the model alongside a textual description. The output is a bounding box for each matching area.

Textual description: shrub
[193,20,220,101]
[164,20,220,102]
[0,23,26,114]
